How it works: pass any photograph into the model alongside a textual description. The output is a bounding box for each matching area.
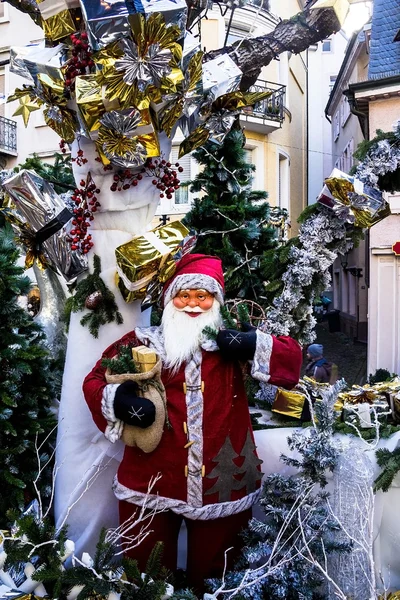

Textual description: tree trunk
[204,6,341,90]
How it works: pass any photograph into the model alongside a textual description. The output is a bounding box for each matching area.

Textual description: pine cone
[85,291,103,310]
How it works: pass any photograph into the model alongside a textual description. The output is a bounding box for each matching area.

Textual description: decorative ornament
[12,94,41,127]
[96,13,183,110]
[65,254,123,338]
[85,290,103,310]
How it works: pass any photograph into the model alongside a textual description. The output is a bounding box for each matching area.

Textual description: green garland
[374,446,400,493]
[65,255,123,338]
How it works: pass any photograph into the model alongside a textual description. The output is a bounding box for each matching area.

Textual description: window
[0,3,9,22]
[334,111,340,141]
[342,96,351,126]
[329,76,337,93]
[243,148,253,165]
[322,38,332,52]
[278,153,290,211]
[171,146,191,205]
[225,25,249,46]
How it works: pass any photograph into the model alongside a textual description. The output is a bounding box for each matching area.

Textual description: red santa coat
[83,326,302,520]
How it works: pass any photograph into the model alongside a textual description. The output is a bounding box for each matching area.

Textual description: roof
[369,0,400,80]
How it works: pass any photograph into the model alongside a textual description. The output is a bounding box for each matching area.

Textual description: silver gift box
[80,0,187,50]
[2,170,87,282]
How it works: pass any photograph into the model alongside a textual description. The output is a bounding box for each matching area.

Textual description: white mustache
[175,306,207,313]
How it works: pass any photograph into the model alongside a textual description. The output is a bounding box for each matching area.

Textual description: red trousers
[119,501,252,594]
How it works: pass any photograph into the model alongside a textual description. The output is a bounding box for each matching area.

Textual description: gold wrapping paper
[318,168,390,229]
[272,389,306,420]
[132,345,157,373]
[272,387,343,420]
[115,221,190,303]
[75,75,120,136]
[42,8,76,41]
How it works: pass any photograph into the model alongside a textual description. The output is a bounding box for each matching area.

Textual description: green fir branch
[65,255,123,338]
[101,344,138,375]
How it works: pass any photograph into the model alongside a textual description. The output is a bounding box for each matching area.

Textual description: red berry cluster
[109,157,183,199]
[67,176,100,254]
[59,139,67,154]
[65,32,94,92]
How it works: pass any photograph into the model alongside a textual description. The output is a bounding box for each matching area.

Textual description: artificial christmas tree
[184,128,279,302]
[0,226,56,525]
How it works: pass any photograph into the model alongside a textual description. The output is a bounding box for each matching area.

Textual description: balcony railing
[0,115,18,155]
[243,80,286,124]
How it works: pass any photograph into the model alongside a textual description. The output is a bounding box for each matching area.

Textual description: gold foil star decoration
[12,94,41,126]
[310,0,350,26]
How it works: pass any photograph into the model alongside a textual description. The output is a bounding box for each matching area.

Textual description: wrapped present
[80,0,187,51]
[37,0,80,41]
[115,221,196,304]
[74,75,120,137]
[272,381,343,422]
[202,54,242,102]
[338,385,384,405]
[132,345,157,373]
[272,388,307,420]
[317,168,390,228]
[15,43,68,85]
[343,400,390,429]
[1,170,87,282]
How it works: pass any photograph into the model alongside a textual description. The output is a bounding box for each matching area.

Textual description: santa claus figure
[83,254,302,593]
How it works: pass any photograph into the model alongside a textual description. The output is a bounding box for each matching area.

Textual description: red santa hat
[163,254,225,307]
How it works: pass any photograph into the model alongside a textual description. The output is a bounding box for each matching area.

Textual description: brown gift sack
[105,357,166,453]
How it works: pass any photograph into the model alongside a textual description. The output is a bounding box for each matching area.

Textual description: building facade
[325,26,370,343]
[308,29,348,206]
[346,0,400,375]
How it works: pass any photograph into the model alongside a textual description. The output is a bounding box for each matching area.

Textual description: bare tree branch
[204,5,342,90]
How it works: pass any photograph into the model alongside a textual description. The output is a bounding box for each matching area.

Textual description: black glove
[114,381,156,428]
[216,324,257,361]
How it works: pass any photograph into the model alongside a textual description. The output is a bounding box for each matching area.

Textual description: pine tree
[0,225,56,525]
[13,152,74,194]
[183,127,279,303]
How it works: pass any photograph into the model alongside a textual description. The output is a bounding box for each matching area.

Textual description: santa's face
[162,288,222,371]
[172,288,215,315]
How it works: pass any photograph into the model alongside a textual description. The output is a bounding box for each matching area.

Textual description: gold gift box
[37,0,80,41]
[75,75,120,136]
[115,221,190,303]
[132,345,157,373]
[272,388,343,421]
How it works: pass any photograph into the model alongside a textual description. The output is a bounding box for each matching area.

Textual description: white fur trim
[251,330,273,383]
[163,274,224,307]
[101,384,124,443]
[184,347,204,507]
[113,476,260,520]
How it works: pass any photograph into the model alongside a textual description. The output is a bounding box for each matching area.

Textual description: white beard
[161,299,222,372]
